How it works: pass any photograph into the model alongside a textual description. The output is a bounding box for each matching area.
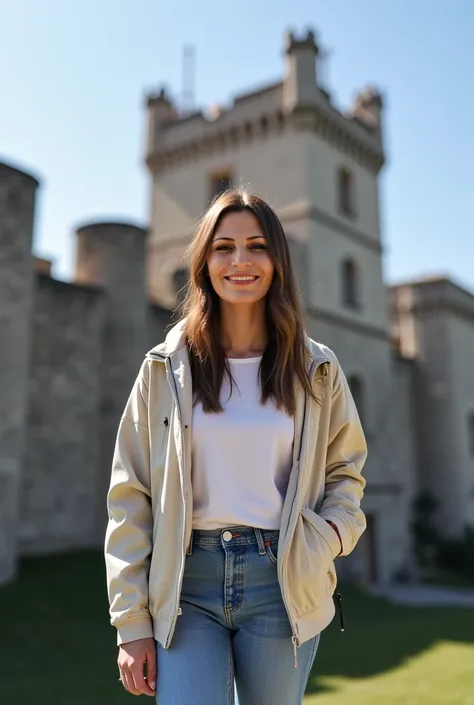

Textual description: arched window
[338,167,355,216]
[342,258,360,308]
[468,412,474,456]
[172,268,188,305]
[347,374,365,427]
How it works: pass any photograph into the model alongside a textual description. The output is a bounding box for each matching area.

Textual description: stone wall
[75,222,150,538]
[20,274,105,554]
[0,162,38,583]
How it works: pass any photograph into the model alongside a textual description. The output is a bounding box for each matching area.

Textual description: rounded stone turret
[74,220,149,535]
[0,160,39,583]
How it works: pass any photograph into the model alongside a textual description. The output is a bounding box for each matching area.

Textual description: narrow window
[347,375,365,427]
[342,258,360,308]
[338,167,355,216]
[172,268,188,306]
[468,412,474,456]
[209,171,233,202]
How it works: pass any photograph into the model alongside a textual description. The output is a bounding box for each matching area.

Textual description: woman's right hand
[117,637,157,696]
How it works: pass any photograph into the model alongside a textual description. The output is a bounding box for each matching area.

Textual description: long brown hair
[180,188,317,415]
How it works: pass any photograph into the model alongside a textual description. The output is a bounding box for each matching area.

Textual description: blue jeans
[155,526,320,704]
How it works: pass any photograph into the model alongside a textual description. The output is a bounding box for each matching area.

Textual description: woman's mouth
[224,275,259,286]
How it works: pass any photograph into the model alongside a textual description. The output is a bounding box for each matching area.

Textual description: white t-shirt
[191,356,294,530]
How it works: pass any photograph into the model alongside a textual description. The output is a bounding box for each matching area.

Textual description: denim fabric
[155,526,320,705]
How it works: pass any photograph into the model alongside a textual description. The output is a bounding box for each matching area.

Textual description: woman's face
[206,211,274,306]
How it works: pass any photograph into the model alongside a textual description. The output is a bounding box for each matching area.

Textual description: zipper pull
[335,592,345,632]
[291,634,300,669]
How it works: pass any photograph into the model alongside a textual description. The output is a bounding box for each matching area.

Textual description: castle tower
[0,161,39,582]
[142,27,417,583]
[74,221,148,536]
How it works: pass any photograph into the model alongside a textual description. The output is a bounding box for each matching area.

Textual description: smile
[224,275,259,285]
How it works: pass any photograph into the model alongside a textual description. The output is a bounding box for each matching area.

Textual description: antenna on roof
[319,46,332,91]
[182,43,196,115]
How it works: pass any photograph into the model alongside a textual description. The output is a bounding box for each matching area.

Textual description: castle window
[172,267,188,306]
[342,258,360,308]
[468,412,474,456]
[338,167,355,216]
[347,374,366,427]
[209,171,233,203]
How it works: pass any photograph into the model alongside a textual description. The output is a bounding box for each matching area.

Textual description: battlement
[145,28,385,175]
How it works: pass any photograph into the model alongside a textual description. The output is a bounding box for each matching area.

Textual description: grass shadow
[2,554,474,703]
[305,582,474,695]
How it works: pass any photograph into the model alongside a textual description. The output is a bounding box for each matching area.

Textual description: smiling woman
[105,186,367,705]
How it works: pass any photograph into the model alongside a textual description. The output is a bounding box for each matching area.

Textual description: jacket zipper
[147,351,188,648]
[164,355,188,648]
[278,358,329,668]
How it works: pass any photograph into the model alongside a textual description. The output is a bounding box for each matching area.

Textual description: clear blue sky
[1,0,473,290]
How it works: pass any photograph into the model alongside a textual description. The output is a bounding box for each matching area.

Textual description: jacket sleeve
[104,360,155,645]
[319,357,368,556]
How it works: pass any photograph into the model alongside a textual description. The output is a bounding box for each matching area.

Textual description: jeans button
[222,530,233,542]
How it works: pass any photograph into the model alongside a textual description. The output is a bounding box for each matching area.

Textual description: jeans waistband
[187,526,280,553]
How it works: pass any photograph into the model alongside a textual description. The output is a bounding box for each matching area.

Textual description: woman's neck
[220,303,267,358]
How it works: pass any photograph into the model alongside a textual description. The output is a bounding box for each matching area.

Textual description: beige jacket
[104,320,367,654]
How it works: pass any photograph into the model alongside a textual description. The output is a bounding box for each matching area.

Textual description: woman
[104,188,367,704]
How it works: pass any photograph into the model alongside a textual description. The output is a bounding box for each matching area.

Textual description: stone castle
[1,28,473,587]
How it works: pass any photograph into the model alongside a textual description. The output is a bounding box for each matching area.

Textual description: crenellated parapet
[144,28,385,176]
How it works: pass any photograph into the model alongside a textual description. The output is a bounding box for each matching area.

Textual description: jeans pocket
[265,538,279,565]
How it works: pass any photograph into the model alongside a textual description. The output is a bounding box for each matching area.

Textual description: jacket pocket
[287,508,337,618]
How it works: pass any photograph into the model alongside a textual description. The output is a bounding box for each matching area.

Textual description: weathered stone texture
[75,223,149,538]
[20,275,105,553]
[0,163,38,582]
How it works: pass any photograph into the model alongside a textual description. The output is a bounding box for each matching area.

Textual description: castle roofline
[390,274,474,298]
[75,220,148,236]
[0,158,40,188]
[390,274,474,321]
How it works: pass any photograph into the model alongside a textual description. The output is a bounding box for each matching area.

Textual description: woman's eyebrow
[213,234,265,242]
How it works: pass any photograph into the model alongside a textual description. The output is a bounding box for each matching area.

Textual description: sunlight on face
[207,211,274,307]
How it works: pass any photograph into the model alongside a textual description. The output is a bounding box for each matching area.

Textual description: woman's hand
[118,637,157,696]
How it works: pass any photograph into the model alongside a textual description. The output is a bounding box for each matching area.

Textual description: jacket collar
[147,319,330,367]
[146,319,188,359]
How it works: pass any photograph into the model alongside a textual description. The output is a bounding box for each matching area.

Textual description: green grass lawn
[1,551,473,704]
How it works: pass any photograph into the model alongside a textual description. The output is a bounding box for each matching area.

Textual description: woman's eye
[250,243,267,250]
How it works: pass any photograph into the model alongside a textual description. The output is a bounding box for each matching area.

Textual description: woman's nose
[231,248,251,267]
